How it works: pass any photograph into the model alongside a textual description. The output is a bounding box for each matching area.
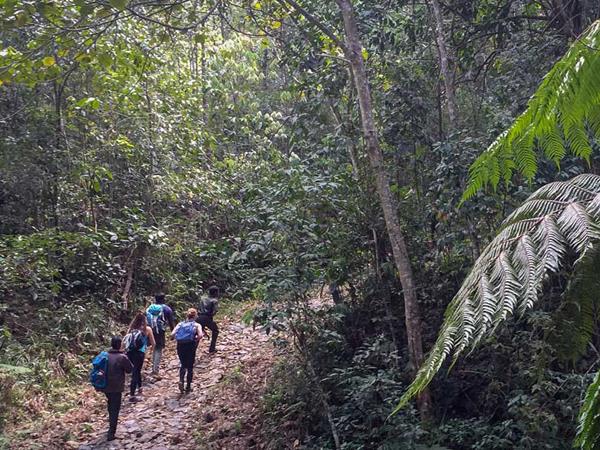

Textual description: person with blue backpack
[90,336,133,441]
[123,311,155,402]
[146,292,175,379]
[171,308,204,393]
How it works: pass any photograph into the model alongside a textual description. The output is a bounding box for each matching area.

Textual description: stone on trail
[169,435,183,444]
[137,431,160,444]
[122,419,137,429]
[164,398,180,410]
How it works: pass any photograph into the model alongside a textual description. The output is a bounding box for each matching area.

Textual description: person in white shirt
[171,308,203,393]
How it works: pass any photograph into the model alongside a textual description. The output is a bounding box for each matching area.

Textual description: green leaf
[42,56,55,67]
[97,52,113,69]
[76,97,100,109]
[109,0,129,11]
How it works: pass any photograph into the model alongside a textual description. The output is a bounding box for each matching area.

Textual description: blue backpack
[175,321,197,342]
[90,351,109,391]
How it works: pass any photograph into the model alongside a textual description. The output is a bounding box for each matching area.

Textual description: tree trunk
[335,0,432,417]
[429,0,457,130]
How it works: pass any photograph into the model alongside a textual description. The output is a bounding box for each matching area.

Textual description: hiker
[124,311,155,402]
[103,336,133,441]
[146,292,175,378]
[171,308,203,393]
[197,285,220,354]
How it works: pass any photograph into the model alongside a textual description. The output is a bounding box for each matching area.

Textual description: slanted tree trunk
[335,0,432,417]
[429,0,457,130]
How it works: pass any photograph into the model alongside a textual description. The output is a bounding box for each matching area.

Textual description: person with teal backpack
[90,336,132,441]
[146,293,174,379]
[124,311,155,402]
[171,308,203,393]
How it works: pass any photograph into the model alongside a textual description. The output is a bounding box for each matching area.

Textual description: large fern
[393,174,600,415]
[576,368,600,450]
[462,20,600,202]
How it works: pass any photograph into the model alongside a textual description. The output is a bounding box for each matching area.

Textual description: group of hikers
[90,286,221,441]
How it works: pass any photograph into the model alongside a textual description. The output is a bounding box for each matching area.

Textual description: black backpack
[123,329,145,352]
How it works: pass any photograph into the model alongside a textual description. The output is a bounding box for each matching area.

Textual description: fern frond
[553,249,600,363]
[538,126,565,166]
[564,118,592,160]
[462,20,600,203]
[393,174,600,414]
[576,368,600,449]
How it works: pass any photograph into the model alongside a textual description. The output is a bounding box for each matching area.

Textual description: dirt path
[13,316,278,450]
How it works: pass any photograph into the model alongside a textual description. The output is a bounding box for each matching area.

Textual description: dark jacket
[105,349,133,393]
[199,296,219,317]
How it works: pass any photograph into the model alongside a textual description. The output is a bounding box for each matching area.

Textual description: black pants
[198,314,219,352]
[127,350,144,396]
[105,392,122,436]
[177,341,198,387]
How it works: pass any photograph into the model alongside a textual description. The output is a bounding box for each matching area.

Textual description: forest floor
[7,307,283,450]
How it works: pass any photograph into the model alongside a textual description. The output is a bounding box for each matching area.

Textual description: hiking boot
[107,432,116,441]
[178,381,184,393]
[129,396,140,403]
[185,386,193,393]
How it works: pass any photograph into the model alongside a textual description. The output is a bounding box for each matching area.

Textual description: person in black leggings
[172,308,203,393]
[125,311,155,402]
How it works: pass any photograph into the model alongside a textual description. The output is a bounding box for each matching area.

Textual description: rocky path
[16,316,277,450]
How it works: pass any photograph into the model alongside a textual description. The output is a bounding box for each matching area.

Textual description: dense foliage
[1,0,600,448]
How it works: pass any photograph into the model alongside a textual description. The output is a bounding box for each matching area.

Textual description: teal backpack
[146,304,166,333]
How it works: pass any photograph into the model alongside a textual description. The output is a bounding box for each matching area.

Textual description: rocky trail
[14,315,279,450]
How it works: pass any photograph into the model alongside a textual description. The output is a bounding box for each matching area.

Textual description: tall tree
[429,0,457,131]
[334,0,432,415]
[281,0,432,415]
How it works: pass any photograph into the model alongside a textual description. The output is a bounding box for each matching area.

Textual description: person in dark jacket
[197,285,220,353]
[105,335,133,441]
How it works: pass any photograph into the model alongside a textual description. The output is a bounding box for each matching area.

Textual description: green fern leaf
[576,368,600,449]
[462,20,600,203]
[394,174,600,415]
[553,250,600,363]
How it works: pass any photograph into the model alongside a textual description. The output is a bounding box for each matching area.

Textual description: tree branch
[277,0,347,53]
[126,1,219,32]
